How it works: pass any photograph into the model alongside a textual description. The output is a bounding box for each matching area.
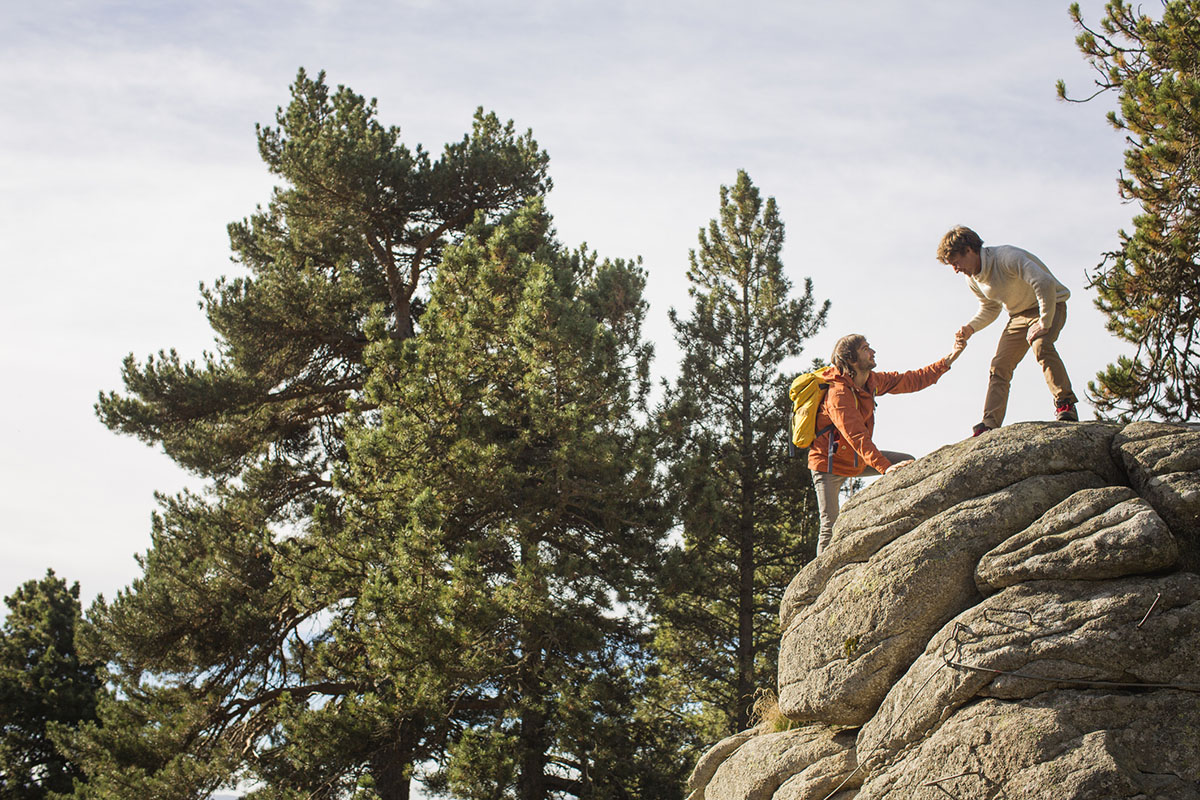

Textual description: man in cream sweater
[937,226,1078,436]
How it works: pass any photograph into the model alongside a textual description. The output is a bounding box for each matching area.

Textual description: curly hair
[936,226,983,264]
[831,334,867,379]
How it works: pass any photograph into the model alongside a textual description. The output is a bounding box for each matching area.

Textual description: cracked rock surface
[975,485,1178,591]
[1113,421,1200,571]
[778,470,1105,724]
[687,422,1200,800]
[857,689,1200,800]
[702,726,857,800]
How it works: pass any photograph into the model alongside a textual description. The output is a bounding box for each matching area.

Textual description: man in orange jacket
[809,334,966,555]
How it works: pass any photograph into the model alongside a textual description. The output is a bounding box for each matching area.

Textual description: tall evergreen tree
[99,67,548,491]
[1060,0,1200,420]
[0,571,100,799]
[654,171,828,736]
[73,69,549,800]
[338,199,679,799]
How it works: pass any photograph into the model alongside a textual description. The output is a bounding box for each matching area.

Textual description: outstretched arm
[945,335,968,366]
[965,281,1001,334]
[873,356,952,396]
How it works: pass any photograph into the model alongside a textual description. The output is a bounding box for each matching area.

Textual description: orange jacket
[807,359,950,477]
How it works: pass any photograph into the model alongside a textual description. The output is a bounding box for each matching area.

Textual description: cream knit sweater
[965,245,1070,333]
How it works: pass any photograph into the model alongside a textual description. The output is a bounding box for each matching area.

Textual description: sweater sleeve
[825,382,893,474]
[965,278,1002,332]
[1017,255,1064,330]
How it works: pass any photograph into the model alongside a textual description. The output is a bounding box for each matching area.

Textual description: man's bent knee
[989,364,1014,382]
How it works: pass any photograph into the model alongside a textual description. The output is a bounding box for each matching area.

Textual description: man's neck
[852,370,871,390]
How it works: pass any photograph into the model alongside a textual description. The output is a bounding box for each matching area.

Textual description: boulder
[857,572,1200,761]
[854,690,1200,799]
[781,421,1121,626]
[690,422,1200,800]
[1112,421,1200,570]
[976,485,1178,592]
[771,739,860,800]
[686,729,760,799]
[703,725,857,800]
[777,470,1105,724]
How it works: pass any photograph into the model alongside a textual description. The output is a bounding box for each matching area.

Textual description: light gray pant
[813,450,914,556]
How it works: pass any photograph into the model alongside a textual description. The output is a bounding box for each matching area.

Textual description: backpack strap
[817,382,837,473]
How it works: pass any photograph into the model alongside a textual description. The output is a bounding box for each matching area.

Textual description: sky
[2,1,1133,612]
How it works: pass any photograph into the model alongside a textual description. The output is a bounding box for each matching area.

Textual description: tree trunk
[518,703,549,800]
[736,315,756,732]
[369,717,419,800]
[517,537,550,800]
[736,505,755,732]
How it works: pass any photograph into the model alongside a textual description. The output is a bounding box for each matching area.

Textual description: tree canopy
[0,571,100,800]
[97,67,549,489]
[67,69,830,800]
[1061,0,1200,421]
[75,69,552,800]
[339,199,676,798]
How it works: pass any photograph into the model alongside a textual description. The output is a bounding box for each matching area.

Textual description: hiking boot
[1055,402,1079,422]
[972,422,992,437]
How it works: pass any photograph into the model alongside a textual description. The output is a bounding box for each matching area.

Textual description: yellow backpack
[788,370,832,450]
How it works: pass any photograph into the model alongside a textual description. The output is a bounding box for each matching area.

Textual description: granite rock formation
[687,421,1200,800]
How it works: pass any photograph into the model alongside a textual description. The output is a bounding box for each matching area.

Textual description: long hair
[831,334,867,379]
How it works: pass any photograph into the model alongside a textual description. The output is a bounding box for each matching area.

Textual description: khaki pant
[982,302,1076,429]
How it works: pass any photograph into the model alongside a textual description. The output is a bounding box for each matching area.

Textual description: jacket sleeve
[873,358,951,396]
[825,382,893,474]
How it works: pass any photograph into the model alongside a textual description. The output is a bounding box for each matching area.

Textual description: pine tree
[338,199,679,799]
[75,70,549,800]
[98,67,548,489]
[0,571,100,799]
[1060,1,1200,420]
[654,171,828,736]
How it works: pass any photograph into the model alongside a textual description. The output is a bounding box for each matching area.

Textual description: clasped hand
[946,331,969,366]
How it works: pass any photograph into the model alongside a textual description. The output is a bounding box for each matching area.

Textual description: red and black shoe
[972,423,992,437]
[1055,402,1079,422]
